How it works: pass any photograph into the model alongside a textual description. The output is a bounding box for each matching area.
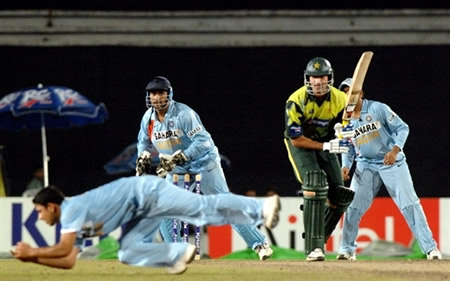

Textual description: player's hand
[342,167,351,181]
[12,242,33,259]
[136,151,152,176]
[156,154,176,178]
[383,151,397,165]
[11,247,36,262]
[171,150,188,165]
[323,139,351,154]
[334,123,355,139]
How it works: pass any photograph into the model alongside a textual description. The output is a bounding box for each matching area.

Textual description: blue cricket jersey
[137,101,220,174]
[59,176,164,247]
[342,99,409,167]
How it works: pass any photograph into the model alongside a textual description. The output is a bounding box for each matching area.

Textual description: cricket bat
[342,51,374,126]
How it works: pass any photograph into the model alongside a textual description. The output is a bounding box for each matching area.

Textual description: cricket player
[11,175,281,274]
[136,76,273,260]
[336,78,442,260]
[284,57,355,261]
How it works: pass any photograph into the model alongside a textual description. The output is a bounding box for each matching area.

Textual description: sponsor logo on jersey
[308,119,329,127]
[388,112,397,122]
[354,121,381,137]
[154,130,179,140]
[290,126,303,136]
[187,125,203,137]
[354,121,382,146]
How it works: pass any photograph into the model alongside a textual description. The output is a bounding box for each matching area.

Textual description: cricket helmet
[304,57,334,96]
[145,76,173,109]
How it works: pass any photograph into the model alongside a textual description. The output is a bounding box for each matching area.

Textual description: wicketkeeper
[136,76,274,260]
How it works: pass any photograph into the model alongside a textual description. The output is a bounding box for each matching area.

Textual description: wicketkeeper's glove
[156,154,175,178]
[156,150,188,178]
[323,139,351,154]
[171,150,188,165]
[136,151,152,176]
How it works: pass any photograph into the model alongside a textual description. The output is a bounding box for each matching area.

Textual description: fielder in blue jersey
[11,175,281,274]
[136,76,273,260]
[336,78,441,260]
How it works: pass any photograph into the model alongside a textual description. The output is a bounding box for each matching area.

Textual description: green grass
[221,245,427,260]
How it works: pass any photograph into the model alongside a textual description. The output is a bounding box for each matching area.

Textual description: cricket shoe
[306,248,325,262]
[255,243,273,260]
[166,244,196,274]
[336,252,356,261]
[263,195,281,229]
[427,248,442,260]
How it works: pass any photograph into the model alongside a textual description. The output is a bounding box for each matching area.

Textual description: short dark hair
[32,185,65,206]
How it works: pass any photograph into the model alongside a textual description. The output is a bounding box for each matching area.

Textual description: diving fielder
[11,176,281,274]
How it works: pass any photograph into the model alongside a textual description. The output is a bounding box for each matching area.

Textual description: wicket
[172,173,202,260]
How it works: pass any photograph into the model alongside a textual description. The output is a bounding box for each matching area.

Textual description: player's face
[309,75,329,96]
[149,90,170,111]
[35,203,58,226]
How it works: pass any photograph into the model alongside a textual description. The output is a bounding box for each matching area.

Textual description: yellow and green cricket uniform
[284,86,354,254]
[284,86,346,187]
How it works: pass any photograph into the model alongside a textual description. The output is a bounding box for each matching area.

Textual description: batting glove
[323,139,351,154]
[136,151,152,176]
[334,123,355,139]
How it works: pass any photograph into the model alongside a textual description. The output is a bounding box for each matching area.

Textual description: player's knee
[302,170,328,199]
[328,185,354,212]
[117,250,132,265]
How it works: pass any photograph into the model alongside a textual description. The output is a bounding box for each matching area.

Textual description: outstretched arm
[12,232,79,269]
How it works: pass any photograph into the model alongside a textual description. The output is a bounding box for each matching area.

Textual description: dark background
[1,46,449,197]
[1,2,449,197]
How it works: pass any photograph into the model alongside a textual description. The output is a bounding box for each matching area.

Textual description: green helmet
[303,57,334,96]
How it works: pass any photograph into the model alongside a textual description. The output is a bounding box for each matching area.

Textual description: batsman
[284,57,355,261]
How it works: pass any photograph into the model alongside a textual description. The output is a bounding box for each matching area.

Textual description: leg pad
[301,170,328,254]
[324,185,355,241]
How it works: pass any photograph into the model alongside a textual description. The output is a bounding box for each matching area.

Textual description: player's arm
[178,109,212,160]
[12,232,78,269]
[137,110,154,156]
[290,135,350,154]
[379,104,409,165]
[290,135,324,150]
[34,246,79,269]
[341,143,356,181]
[136,110,155,175]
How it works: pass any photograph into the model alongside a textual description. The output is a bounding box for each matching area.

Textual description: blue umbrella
[0,84,108,186]
[103,142,159,175]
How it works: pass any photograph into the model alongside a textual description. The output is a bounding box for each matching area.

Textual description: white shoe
[336,252,356,261]
[263,195,281,229]
[306,248,325,262]
[427,248,442,260]
[255,243,273,260]
[166,244,196,274]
